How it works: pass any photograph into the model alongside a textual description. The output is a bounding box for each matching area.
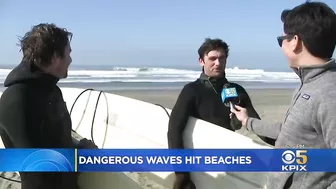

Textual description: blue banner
[0,149,75,172]
[0,149,334,172]
[77,149,330,172]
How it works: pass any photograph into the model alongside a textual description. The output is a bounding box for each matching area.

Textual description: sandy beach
[111,88,293,142]
[111,88,293,122]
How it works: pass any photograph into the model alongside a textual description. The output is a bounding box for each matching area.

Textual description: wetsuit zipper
[207,77,219,94]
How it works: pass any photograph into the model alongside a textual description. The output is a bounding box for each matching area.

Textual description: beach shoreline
[107,88,293,121]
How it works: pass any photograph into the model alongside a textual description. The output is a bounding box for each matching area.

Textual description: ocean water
[0,65,300,91]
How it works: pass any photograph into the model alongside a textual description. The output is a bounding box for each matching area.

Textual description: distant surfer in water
[0,23,97,189]
[232,1,336,189]
[167,38,275,189]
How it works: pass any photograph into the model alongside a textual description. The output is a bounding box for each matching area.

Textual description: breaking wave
[0,66,299,84]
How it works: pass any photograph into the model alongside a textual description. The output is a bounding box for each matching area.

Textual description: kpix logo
[281,150,307,171]
[224,88,238,98]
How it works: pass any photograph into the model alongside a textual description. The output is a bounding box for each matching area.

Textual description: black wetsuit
[168,72,275,149]
[0,62,80,189]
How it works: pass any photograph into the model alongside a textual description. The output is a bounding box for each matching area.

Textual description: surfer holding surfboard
[0,23,97,189]
[231,2,336,189]
[168,38,275,189]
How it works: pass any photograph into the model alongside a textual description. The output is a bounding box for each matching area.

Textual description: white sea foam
[0,66,299,84]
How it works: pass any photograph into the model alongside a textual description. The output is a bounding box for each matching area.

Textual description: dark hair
[18,23,73,67]
[281,1,336,59]
[198,38,229,60]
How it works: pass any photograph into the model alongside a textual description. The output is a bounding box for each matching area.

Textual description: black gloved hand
[173,173,196,189]
[78,138,98,149]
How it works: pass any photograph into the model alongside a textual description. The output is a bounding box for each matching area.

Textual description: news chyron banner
[0,149,333,172]
[0,149,75,172]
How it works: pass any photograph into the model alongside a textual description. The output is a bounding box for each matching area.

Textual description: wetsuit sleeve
[236,86,261,119]
[167,85,195,149]
[237,86,276,145]
[0,100,32,147]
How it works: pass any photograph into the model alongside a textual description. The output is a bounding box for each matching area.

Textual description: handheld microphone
[72,130,83,147]
[221,84,240,110]
[221,83,242,130]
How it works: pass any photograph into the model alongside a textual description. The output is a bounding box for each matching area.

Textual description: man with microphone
[231,1,336,189]
[167,38,275,189]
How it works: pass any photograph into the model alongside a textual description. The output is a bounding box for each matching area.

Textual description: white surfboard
[61,87,273,189]
[0,90,143,189]
[0,87,273,189]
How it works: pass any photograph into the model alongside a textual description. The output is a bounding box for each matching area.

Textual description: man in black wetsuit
[0,23,97,189]
[167,38,275,189]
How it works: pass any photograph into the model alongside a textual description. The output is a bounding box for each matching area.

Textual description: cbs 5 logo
[21,149,73,172]
[282,150,308,165]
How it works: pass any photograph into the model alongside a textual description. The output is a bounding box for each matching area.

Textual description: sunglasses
[277,35,294,47]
